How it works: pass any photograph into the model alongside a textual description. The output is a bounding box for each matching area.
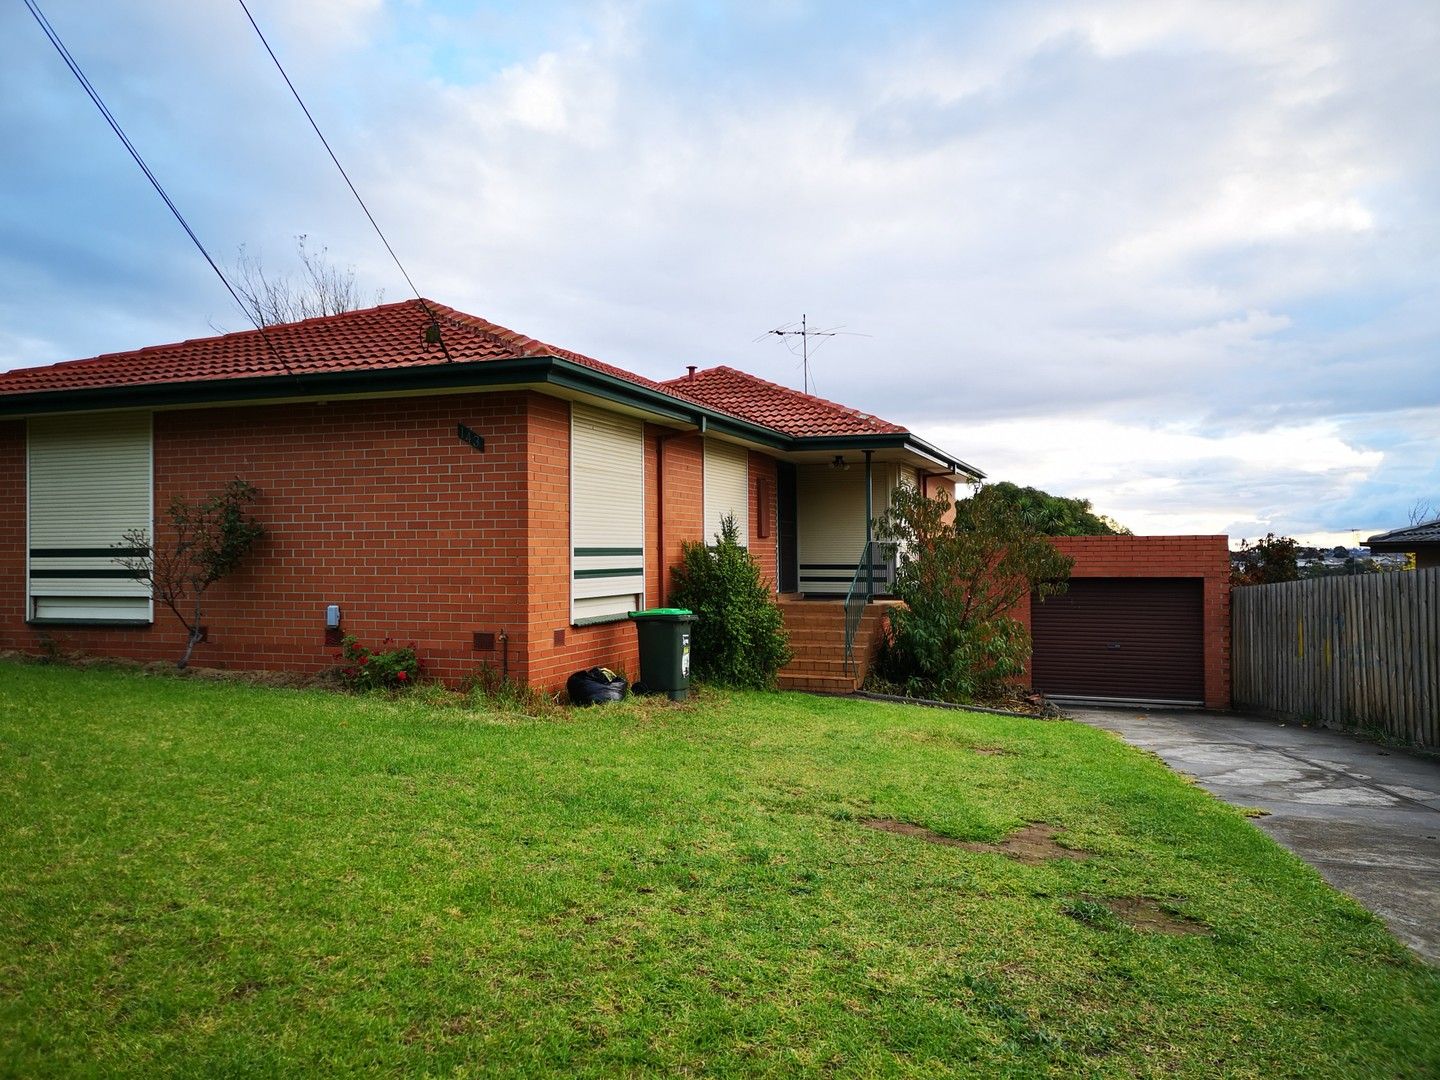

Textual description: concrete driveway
[1063,705,1440,966]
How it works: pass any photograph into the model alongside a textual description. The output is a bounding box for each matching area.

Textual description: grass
[0,660,1436,1078]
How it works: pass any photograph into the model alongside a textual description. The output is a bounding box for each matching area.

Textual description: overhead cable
[22,0,303,381]
[235,0,454,361]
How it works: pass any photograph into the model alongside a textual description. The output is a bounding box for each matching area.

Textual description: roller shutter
[1031,577,1204,704]
[703,439,748,546]
[571,403,645,624]
[28,411,153,622]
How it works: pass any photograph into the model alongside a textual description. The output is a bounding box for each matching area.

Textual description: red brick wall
[646,428,703,605]
[922,472,959,524]
[519,396,643,693]
[0,394,537,684]
[748,451,779,594]
[0,422,23,632]
[0,395,800,697]
[1016,535,1231,709]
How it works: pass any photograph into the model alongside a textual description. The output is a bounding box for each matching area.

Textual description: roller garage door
[1031,578,1204,704]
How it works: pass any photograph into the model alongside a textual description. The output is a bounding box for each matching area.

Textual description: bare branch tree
[1409,499,1439,526]
[232,235,383,327]
[114,480,265,668]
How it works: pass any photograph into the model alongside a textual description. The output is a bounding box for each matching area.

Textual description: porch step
[775,598,898,692]
[776,672,860,694]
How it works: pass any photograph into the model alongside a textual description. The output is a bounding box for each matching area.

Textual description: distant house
[0,300,979,691]
[1364,519,1440,570]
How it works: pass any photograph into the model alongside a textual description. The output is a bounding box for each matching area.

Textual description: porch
[769,453,921,692]
[775,595,899,693]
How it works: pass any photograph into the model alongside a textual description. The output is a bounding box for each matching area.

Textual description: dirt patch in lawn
[858,819,1092,864]
[970,746,1014,756]
[1070,895,1212,936]
[860,818,969,847]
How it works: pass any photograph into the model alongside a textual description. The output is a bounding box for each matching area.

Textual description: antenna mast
[762,314,839,394]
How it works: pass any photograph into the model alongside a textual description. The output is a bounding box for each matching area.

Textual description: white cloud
[918,415,1384,542]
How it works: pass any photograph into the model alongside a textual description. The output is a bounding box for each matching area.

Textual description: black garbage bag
[567,666,627,706]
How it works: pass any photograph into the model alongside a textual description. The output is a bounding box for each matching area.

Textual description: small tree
[1231,533,1299,586]
[114,480,264,668]
[873,484,1073,702]
[669,514,792,689]
[232,235,382,327]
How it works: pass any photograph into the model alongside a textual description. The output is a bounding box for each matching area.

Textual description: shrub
[872,484,1072,702]
[669,514,791,689]
[114,479,264,668]
[337,635,422,691]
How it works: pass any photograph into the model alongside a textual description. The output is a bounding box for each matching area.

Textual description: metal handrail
[843,541,881,678]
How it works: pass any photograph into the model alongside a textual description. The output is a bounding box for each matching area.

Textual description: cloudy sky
[3,0,1437,545]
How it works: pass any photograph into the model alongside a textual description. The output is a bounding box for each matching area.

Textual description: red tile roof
[0,299,682,399]
[0,301,914,444]
[661,365,907,437]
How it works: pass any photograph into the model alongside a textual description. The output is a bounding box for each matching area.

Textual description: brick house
[0,300,980,692]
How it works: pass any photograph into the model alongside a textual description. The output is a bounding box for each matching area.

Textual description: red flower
[396,670,409,682]
[359,656,369,665]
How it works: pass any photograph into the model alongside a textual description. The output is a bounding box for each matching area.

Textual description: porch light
[831,455,850,471]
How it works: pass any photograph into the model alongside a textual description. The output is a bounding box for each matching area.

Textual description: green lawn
[0,661,1436,1077]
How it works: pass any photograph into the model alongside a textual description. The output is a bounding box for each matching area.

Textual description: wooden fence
[1231,568,1439,747]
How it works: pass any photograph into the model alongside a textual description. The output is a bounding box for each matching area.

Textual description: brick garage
[1015,536,1231,710]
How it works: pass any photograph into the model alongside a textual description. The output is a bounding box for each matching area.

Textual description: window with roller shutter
[703,439,748,546]
[570,403,645,624]
[27,411,153,623]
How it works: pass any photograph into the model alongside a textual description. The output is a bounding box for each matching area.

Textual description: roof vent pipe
[686,365,697,380]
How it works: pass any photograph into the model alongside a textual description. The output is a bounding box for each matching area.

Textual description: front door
[777,462,798,593]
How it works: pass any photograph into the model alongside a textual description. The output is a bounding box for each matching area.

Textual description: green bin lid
[628,607,694,618]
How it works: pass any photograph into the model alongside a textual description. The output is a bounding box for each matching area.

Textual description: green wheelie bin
[628,608,697,700]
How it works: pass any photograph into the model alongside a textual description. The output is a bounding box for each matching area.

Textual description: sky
[2,0,1437,546]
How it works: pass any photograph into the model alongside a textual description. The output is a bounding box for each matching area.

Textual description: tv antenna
[755,314,867,395]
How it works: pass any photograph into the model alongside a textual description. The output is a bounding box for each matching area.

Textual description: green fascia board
[0,355,555,417]
[0,352,981,475]
[0,353,770,437]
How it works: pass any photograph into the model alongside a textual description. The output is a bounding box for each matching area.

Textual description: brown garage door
[1031,578,1204,703]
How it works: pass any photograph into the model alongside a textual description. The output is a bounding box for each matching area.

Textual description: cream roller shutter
[27,411,152,622]
[703,439,748,547]
[571,403,645,623]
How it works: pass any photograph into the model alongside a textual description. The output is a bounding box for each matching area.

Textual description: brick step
[777,672,859,694]
[777,656,852,673]
[787,644,847,659]
[785,634,845,648]
[779,613,889,629]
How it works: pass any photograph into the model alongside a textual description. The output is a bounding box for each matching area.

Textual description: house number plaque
[456,424,485,452]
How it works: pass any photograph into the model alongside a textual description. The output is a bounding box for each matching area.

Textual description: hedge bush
[669,515,791,689]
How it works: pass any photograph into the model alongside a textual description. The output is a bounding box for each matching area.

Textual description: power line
[235,0,453,362]
[22,0,302,381]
